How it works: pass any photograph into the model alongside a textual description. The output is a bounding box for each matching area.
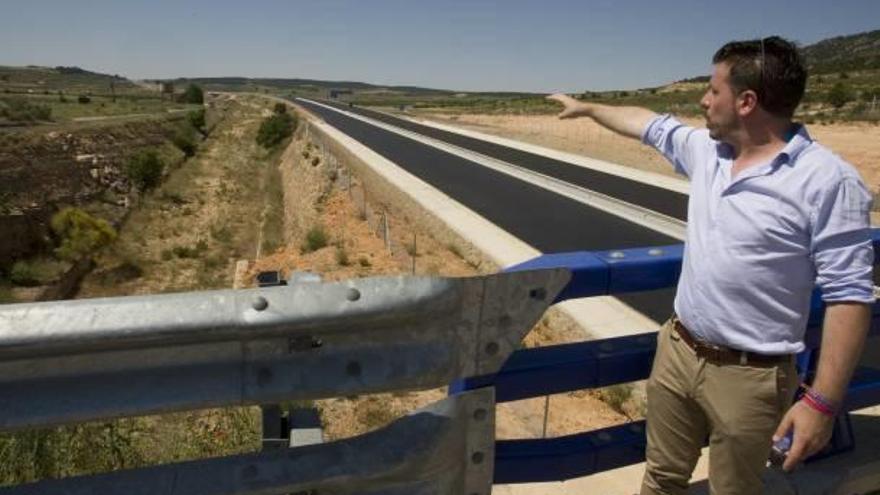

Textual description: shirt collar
[777,123,812,166]
[715,123,813,166]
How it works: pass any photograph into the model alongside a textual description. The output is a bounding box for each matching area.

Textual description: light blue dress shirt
[643,114,875,354]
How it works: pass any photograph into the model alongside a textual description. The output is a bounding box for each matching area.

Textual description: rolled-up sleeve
[811,176,876,303]
[641,114,711,178]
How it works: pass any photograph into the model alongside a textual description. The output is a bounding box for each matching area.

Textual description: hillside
[802,29,880,73]
[0,65,140,94]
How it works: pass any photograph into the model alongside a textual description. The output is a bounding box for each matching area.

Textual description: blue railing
[452,228,880,484]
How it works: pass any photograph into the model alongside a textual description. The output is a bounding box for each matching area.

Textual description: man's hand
[545,93,657,139]
[546,93,587,119]
[772,401,835,471]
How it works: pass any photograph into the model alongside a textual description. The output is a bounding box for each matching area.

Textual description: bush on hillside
[187,108,206,131]
[827,82,854,109]
[125,149,165,191]
[0,98,52,122]
[50,208,117,261]
[273,102,288,114]
[181,84,204,104]
[171,127,197,157]
[255,112,297,148]
[302,225,328,253]
[10,261,41,286]
[77,95,91,104]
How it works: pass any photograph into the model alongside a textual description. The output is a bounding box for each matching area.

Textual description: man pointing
[548,36,875,494]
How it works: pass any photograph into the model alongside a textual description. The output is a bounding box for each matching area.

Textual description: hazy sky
[1,0,877,92]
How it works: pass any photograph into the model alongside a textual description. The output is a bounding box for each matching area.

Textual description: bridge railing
[452,228,880,483]
[0,229,876,493]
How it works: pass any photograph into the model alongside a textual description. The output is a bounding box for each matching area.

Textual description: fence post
[411,233,417,275]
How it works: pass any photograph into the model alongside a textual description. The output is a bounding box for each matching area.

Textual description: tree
[256,112,297,148]
[171,127,197,157]
[125,149,165,191]
[181,84,204,104]
[50,208,117,261]
[827,82,854,109]
[187,108,206,130]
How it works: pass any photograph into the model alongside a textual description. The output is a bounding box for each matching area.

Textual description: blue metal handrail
[451,227,880,484]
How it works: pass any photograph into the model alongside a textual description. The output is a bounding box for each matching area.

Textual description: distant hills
[675,29,880,83]
[3,28,878,98]
[801,29,880,73]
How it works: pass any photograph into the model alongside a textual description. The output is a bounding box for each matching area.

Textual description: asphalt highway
[314,99,689,222]
[296,98,679,323]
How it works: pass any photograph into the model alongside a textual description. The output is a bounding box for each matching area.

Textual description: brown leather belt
[672,317,791,366]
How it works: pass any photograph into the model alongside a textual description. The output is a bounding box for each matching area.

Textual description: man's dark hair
[712,36,807,119]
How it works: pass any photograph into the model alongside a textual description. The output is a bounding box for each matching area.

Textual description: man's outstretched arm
[546,93,658,140]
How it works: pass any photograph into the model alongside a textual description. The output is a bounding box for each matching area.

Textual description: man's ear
[737,90,759,117]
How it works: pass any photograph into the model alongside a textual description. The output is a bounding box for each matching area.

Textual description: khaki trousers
[640,319,798,495]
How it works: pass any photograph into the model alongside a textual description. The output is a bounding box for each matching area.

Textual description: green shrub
[273,102,288,114]
[77,95,90,104]
[125,150,164,191]
[187,108,206,130]
[50,208,117,261]
[181,84,204,104]
[171,127,197,157]
[0,98,52,122]
[827,82,854,109]
[302,225,328,253]
[10,261,40,287]
[172,246,198,259]
[256,112,297,148]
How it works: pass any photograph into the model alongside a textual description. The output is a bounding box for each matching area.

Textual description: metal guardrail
[451,227,880,484]
[0,270,569,432]
[0,270,567,494]
[0,228,876,493]
[4,388,497,495]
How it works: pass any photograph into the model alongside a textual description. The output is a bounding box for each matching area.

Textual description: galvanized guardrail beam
[0,388,497,495]
[0,270,569,431]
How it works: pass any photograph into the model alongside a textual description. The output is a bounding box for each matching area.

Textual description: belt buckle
[701,341,726,363]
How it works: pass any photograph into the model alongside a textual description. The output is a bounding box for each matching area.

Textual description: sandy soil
[420,112,880,225]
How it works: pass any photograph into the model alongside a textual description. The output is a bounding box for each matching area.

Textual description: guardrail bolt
[609,251,625,259]
[252,296,269,311]
[289,336,323,352]
[529,287,547,301]
[471,451,485,464]
[484,342,500,356]
[648,248,664,256]
[346,288,361,301]
[472,408,488,421]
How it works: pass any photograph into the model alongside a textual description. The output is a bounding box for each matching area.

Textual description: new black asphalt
[296,99,679,323]
[313,99,689,222]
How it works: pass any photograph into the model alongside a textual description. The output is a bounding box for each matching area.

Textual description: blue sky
[1,1,877,92]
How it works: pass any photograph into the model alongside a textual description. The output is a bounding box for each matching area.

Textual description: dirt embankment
[0,117,190,265]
